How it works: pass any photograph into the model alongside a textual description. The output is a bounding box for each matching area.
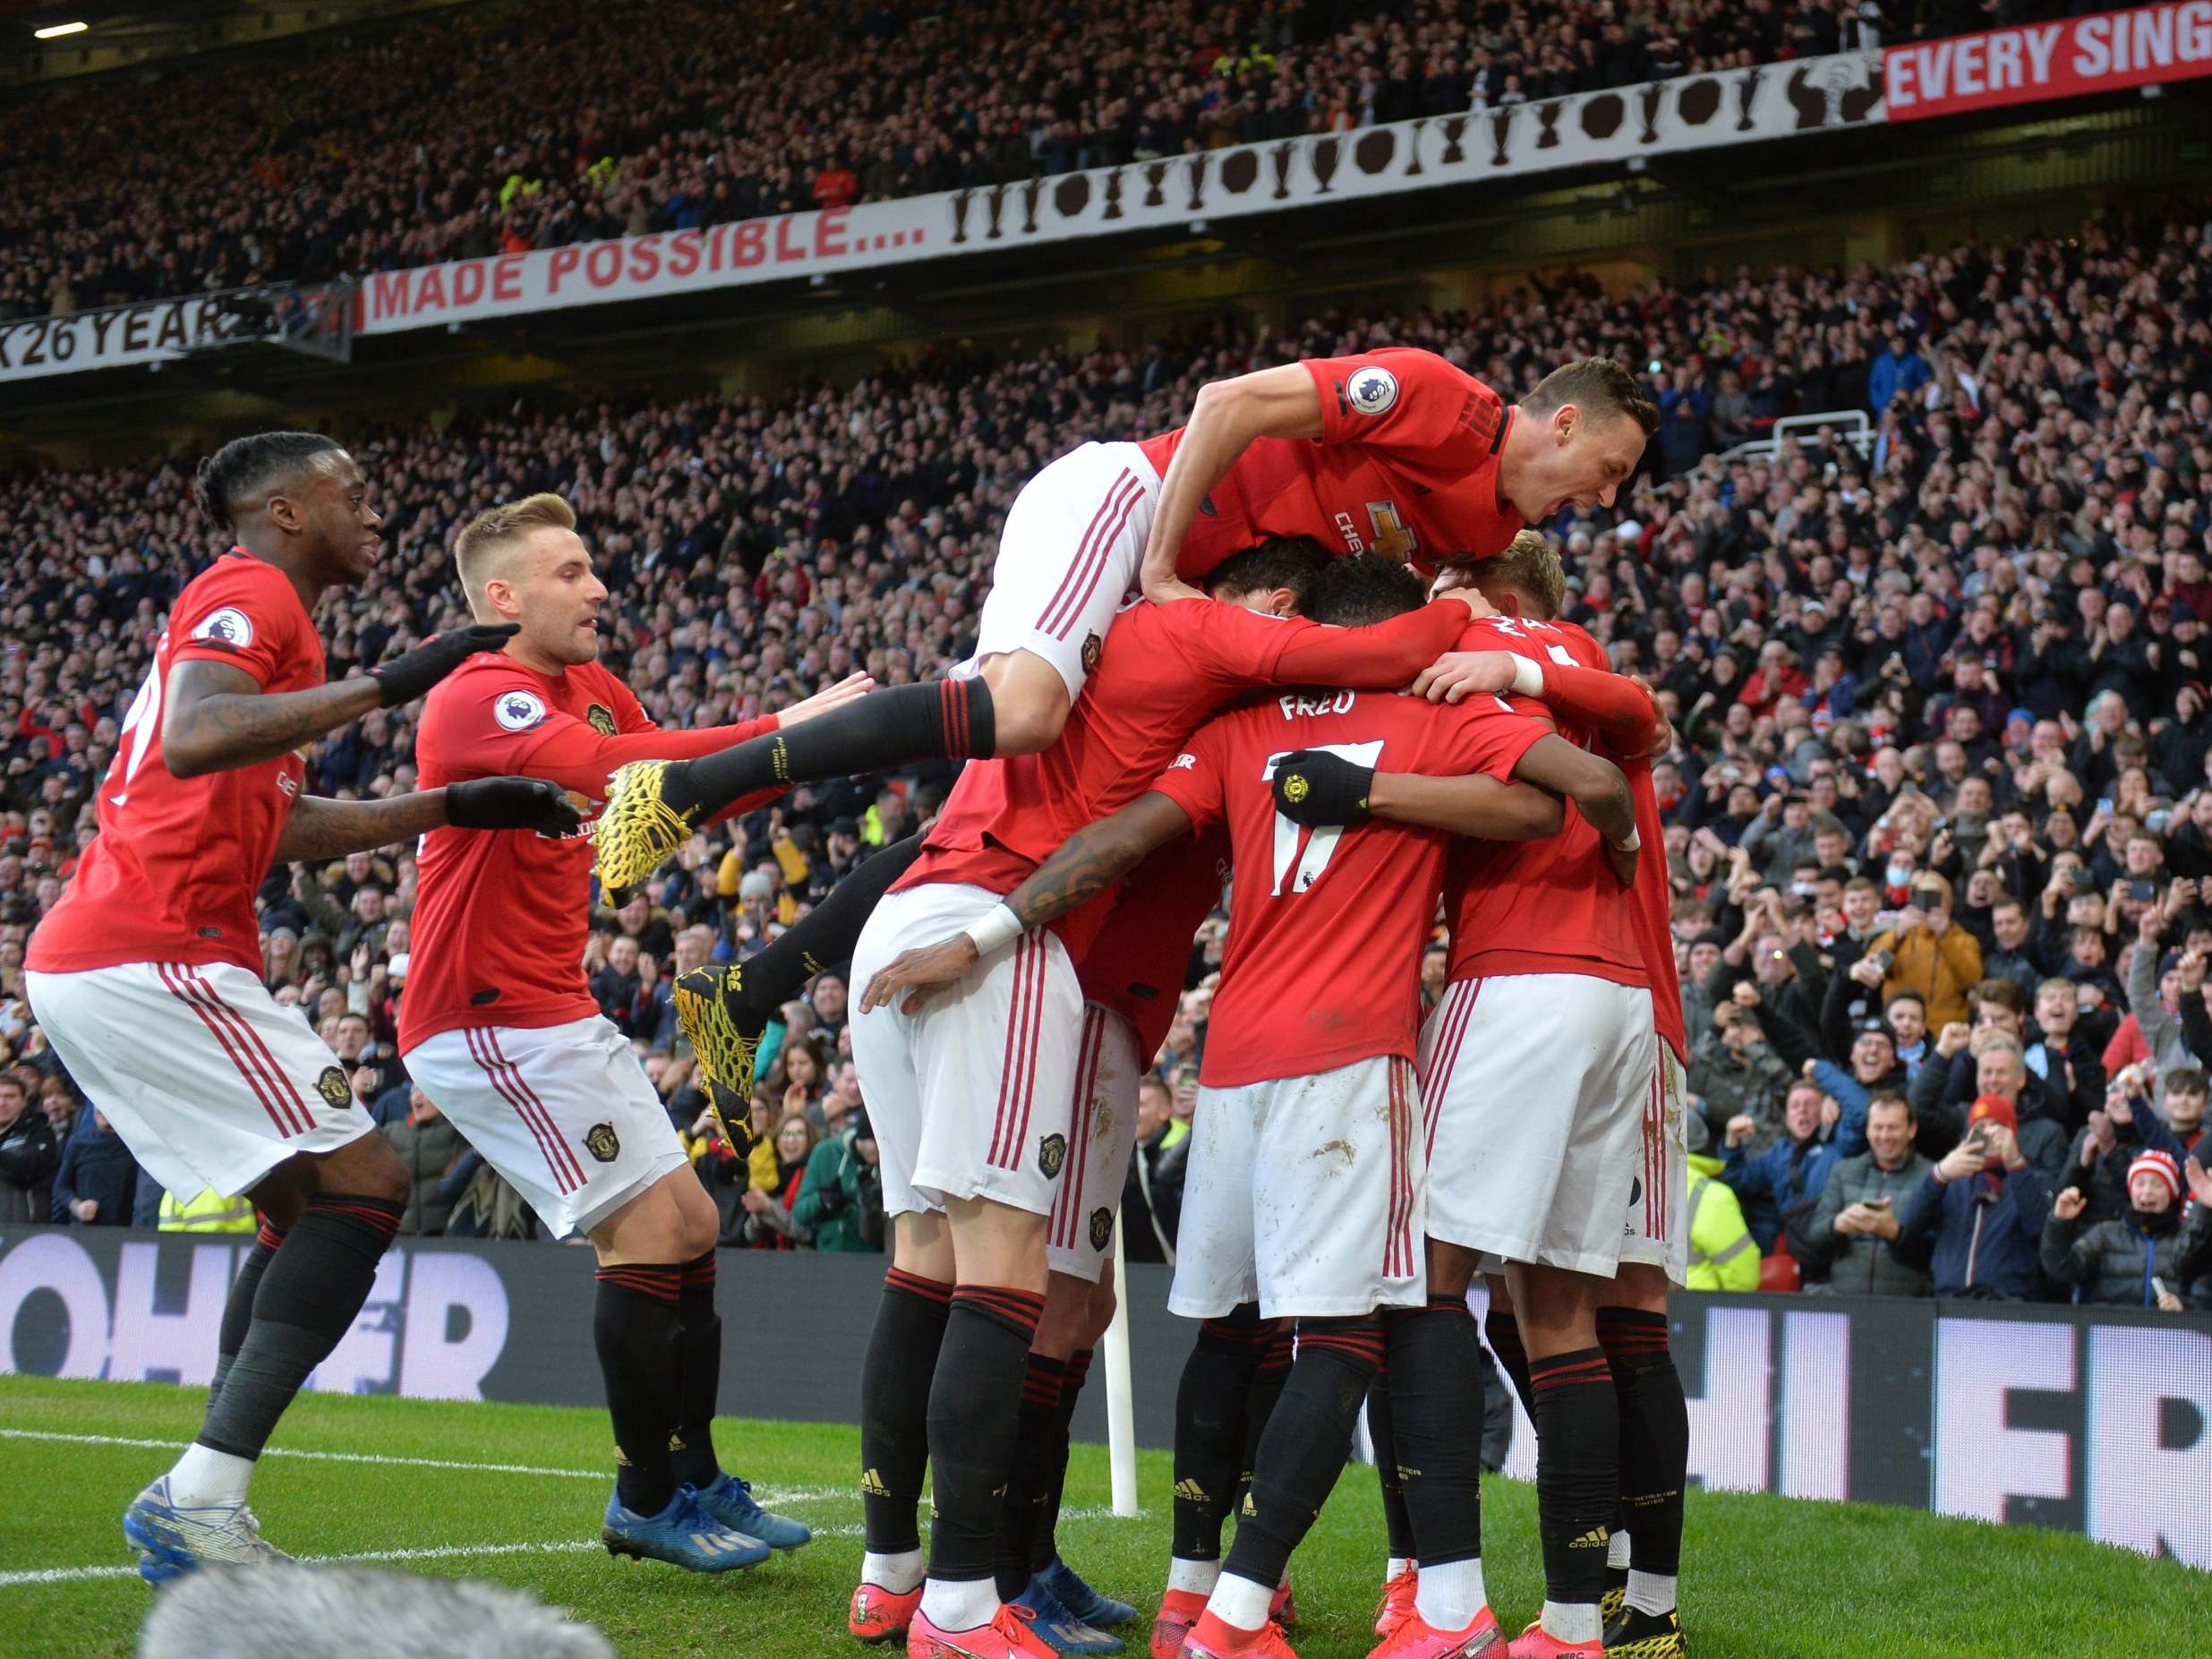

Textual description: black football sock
[1172,1310,1268,1562]
[927,1286,1046,1586]
[206,1218,285,1413]
[1232,1324,1294,1525]
[196,1196,402,1461]
[1598,1308,1687,1586]
[722,835,924,1018]
[1032,1346,1092,1573]
[1484,1306,1535,1421]
[861,1267,952,1554]
[992,1352,1066,1598]
[1386,1297,1486,1568]
[594,1261,686,1517]
[1529,1347,1618,1609]
[1220,1318,1383,1596]
[669,1251,723,1490]
[1365,1369,1415,1565]
[667,680,995,818]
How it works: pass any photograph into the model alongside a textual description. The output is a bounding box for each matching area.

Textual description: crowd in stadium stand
[15,0,1973,321]
[3,198,2210,1304]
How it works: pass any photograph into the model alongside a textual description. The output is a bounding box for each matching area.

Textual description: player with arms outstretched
[590,355,1655,891]
[863,557,1641,1659]
[400,493,867,1570]
[1275,534,1691,1659]
[24,432,579,1579]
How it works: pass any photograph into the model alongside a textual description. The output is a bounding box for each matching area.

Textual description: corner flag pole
[1105,1214,1139,1517]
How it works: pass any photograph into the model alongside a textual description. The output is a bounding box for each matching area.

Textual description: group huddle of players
[25,345,1692,1659]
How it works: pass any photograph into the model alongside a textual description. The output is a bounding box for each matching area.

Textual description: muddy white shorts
[1169,1055,1424,1321]
[1045,1004,1142,1282]
[1420,973,1657,1277]
[1616,1043,1690,1285]
[27,961,375,1201]
[404,1015,690,1240]
[850,882,1086,1221]
[965,440,1161,703]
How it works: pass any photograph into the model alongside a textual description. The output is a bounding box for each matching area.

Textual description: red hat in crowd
[1968,1095,2018,1133]
[2128,1150,2182,1202]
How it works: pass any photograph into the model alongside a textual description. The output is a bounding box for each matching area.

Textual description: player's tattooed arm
[857,793,1194,1016]
[269,793,450,861]
[1007,793,1194,929]
[272,778,581,861]
[162,661,382,778]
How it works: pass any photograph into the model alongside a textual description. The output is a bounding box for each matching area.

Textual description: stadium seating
[2,0,1916,318]
[4,196,2209,1304]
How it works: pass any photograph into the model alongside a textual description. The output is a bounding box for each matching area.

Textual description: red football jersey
[401,653,774,1049]
[1439,614,1663,1010]
[29,552,320,975]
[1136,349,1524,580]
[1149,688,1550,1088]
[897,593,1470,959]
[1073,831,1231,1065]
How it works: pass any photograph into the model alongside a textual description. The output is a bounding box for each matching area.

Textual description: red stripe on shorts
[1039,472,1142,641]
[157,963,302,1137]
[465,1027,577,1195]
[190,969,317,1134]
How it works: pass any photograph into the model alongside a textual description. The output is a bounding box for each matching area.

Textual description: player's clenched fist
[443,776,585,838]
[1270,748,1372,826]
[368,623,521,706]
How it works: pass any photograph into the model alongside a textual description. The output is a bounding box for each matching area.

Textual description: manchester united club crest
[1089,1208,1113,1253]
[1080,632,1104,673]
[585,1122,621,1163]
[585,703,617,735]
[1038,1133,1068,1179]
[315,1066,353,1109]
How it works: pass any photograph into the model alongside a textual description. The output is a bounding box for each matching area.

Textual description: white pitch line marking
[0,1430,846,1507]
[0,1538,605,1587]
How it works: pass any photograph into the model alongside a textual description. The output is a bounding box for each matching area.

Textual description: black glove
[1271,748,1373,827]
[444,776,584,837]
[368,624,520,707]
[815,1176,849,1218]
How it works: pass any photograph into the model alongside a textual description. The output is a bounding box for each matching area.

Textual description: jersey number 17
[1263,742,1382,895]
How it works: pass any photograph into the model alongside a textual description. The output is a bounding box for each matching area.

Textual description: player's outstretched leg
[1155,1306,1268,1659]
[677,835,924,1125]
[594,680,995,887]
[1598,1283,1687,1659]
[853,1251,953,1644]
[1183,1316,1384,1659]
[1371,1286,1502,1659]
[1505,1266,1616,1659]
[674,1250,812,1552]
[125,1145,407,1582]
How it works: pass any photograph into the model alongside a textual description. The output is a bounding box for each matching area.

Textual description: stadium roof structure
[2,0,469,87]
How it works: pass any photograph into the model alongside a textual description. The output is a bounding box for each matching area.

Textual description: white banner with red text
[0,53,1883,383]
[1885,1,2212,122]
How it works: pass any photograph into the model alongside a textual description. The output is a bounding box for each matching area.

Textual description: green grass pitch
[0,1374,2195,1657]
